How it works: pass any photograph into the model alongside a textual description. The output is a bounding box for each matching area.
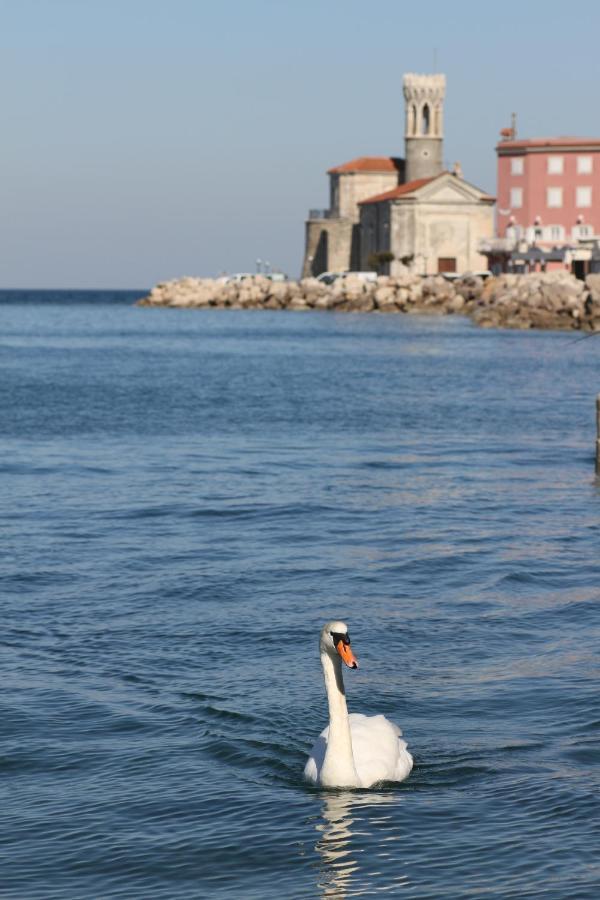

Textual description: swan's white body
[304,621,413,789]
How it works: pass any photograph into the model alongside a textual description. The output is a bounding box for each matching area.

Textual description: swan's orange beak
[336,640,358,669]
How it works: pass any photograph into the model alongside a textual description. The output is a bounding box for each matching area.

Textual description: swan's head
[320,620,358,669]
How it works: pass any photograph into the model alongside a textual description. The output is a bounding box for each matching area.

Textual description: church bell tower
[403,73,446,182]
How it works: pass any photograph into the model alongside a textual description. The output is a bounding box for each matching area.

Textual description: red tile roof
[358,176,435,204]
[327,156,403,174]
[497,136,600,152]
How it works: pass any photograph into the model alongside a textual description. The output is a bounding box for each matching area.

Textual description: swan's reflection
[315,791,400,898]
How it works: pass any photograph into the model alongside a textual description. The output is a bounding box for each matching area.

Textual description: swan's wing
[349,713,413,787]
[394,742,414,783]
[304,725,329,784]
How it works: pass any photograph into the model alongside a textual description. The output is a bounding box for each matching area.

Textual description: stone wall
[302,217,354,277]
[337,171,400,222]
[138,270,600,332]
[303,170,402,276]
[359,203,392,270]
[388,198,493,275]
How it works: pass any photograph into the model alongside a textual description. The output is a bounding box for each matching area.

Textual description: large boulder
[288,296,310,311]
[268,281,291,305]
[420,276,456,308]
[586,273,600,302]
[374,286,397,310]
[455,274,484,302]
[449,294,466,312]
[342,294,375,312]
[338,275,366,303]
[313,293,335,310]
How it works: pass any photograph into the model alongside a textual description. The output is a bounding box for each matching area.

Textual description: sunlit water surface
[1,291,599,899]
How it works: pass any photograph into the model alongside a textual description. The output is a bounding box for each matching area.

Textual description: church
[302,74,494,277]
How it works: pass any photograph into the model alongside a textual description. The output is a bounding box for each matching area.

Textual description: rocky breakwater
[471,271,600,331]
[138,270,600,332]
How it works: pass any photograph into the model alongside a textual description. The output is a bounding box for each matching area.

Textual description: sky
[1,0,599,288]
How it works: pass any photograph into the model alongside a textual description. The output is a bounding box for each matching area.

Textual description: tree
[367,251,395,273]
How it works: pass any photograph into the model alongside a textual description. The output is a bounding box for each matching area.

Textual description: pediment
[428,184,468,201]
[415,174,492,203]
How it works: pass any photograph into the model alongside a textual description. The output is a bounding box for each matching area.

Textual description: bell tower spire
[403,73,446,182]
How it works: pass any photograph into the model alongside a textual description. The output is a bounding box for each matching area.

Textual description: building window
[510,157,524,175]
[547,187,563,208]
[510,187,523,208]
[421,103,430,136]
[576,186,592,207]
[577,156,593,174]
[547,156,563,175]
[573,224,593,239]
[545,225,565,241]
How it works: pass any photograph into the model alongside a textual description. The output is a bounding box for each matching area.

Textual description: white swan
[304,621,413,789]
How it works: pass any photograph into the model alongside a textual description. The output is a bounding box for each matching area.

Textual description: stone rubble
[138,269,600,332]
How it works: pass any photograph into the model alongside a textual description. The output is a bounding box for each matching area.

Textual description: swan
[304,621,413,789]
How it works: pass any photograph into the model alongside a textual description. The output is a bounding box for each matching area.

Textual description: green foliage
[367,251,395,273]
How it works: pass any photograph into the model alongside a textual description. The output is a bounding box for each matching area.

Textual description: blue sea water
[1,290,599,899]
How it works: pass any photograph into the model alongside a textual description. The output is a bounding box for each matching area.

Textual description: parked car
[439,269,491,282]
[221,273,254,283]
[316,271,378,285]
[315,271,347,285]
[265,272,288,282]
[350,271,378,283]
[217,272,288,284]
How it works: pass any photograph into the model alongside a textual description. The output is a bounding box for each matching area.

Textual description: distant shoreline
[0,288,147,304]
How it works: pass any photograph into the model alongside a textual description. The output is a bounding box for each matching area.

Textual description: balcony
[478,237,517,254]
[308,208,334,220]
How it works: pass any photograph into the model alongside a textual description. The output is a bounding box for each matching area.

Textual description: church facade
[302,74,494,277]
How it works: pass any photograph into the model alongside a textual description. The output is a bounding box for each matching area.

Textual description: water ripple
[1,301,599,898]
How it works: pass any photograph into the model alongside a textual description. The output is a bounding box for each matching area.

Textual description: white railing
[478,238,517,254]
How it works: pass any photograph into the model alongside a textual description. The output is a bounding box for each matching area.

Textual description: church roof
[358,176,435,204]
[359,171,495,204]
[327,156,403,174]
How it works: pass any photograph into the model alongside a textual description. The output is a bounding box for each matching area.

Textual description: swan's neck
[320,651,360,788]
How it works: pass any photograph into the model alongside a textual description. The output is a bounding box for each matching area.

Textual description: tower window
[421,104,430,136]
[510,158,524,175]
[510,187,523,208]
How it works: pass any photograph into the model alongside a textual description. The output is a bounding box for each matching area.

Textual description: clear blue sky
[1,0,599,287]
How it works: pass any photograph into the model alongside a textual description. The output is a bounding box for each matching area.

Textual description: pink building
[496,133,600,272]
